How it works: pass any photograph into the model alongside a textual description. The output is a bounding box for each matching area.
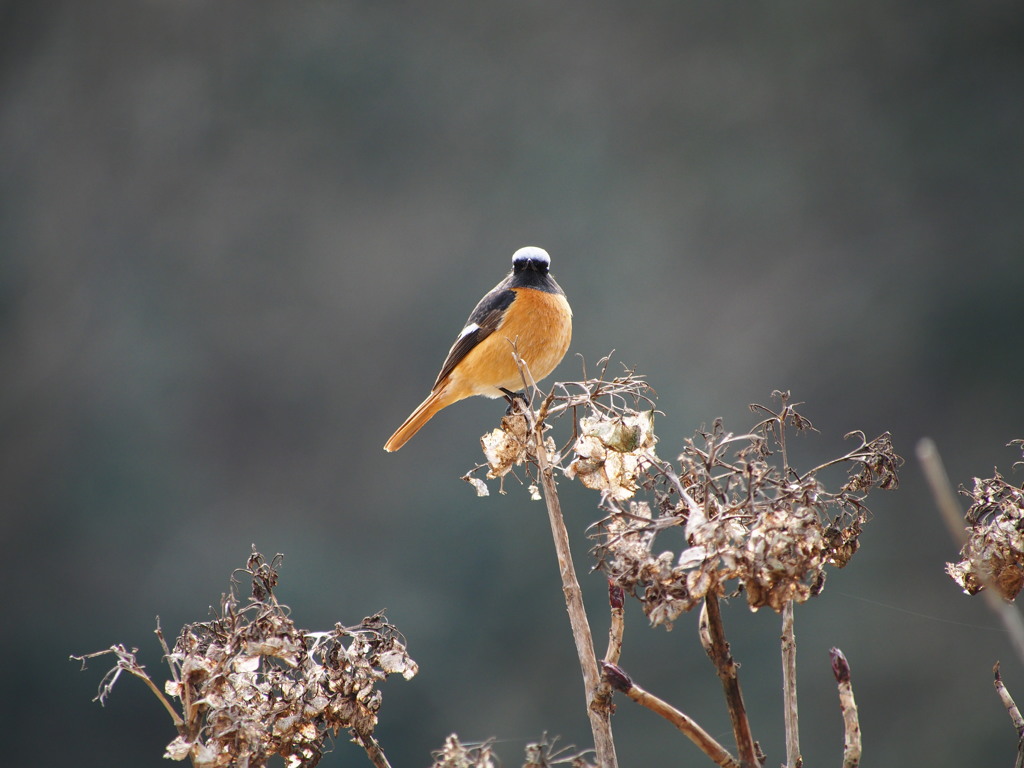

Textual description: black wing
[432,281,515,389]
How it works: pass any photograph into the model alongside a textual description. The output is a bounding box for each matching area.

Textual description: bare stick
[916,437,972,550]
[604,582,626,666]
[594,582,627,715]
[830,648,861,768]
[71,647,184,728]
[532,413,619,768]
[781,601,801,768]
[506,348,617,766]
[700,596,759,768]
[995,663,1024,734]
[917,438,1024,665]
[154,617,179,685]
[602,662,740,768]
[993,663,1024,768]
[355,733,393,768]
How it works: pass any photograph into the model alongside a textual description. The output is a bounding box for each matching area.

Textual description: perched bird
[384,246,572,452]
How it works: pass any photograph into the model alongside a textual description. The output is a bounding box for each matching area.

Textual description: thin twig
[643,451,707,533]
[604,582,626,666]
[917,438,1024,665]
[154,617,178,685]
[355,733,393,768]
[71,647,184,728]
[781,601,801,768]
[593,582,626,714]
[797,440,877,483]
[993,662,1024,768]
[531,404,619,768]
[995,663,1024,735]
[830,648,861,768]
[134,664,185,728]
[602,662,740,768]
[699,596,759,768]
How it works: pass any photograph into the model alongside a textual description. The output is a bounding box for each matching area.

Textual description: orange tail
[384,389,451,452]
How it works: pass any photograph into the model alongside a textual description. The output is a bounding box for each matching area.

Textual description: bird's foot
[500,388,529,415]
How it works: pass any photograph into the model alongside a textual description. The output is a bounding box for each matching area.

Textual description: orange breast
[447,287,572,398]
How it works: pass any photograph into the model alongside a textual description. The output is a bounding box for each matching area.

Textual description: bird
[384,246,572,452]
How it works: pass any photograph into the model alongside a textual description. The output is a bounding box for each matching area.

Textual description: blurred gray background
[3,1,1023,765]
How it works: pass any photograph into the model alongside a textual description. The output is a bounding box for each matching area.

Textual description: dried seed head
[947,462,1024,600]
[430,734,498,768]
[592,395,901,623]
[743,506,827,612]
[161,554,417,766]
[566,411,657,500]
[465,355,655,498]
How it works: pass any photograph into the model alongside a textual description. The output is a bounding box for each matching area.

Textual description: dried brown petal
[566,412,657,501]
[481,413,530,478]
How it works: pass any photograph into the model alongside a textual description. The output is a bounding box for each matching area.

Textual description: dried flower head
[75,549,416,768]
[566,410,657,500]
[523,733,596,767]
[465,405,558,496]
[947,441,1024,600]
[480,411,533,479]
[431,734,499,768]
[465,356,656,498]
[430,733,594,768]
[594,392,902,622]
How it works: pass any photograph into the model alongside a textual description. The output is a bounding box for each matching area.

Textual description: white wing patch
[457,322,480,340]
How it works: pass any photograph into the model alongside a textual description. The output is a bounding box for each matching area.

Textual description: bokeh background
[3,1,1023,765]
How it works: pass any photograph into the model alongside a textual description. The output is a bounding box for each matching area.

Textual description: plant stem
[994,663,1024,736]
[133,666,185,728]
[603,662,740,768]
[993,663,1024,768]
[604,582,625,666]
[700,595,758,768]
[594,582,626,714]
[781,601,800,768]
[830,648,861,768]
[355,733,393,768]
[533,418,619,768]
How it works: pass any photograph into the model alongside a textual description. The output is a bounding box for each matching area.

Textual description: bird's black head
[511,246,551,274]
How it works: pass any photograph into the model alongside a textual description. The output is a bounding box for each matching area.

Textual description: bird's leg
[500,387,529,415]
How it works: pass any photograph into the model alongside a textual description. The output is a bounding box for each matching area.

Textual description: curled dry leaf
[464,475,490,497]
[480,412,558,480]
[482,412,531,478]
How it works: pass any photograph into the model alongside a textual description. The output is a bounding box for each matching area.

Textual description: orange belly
[447,287,572,398]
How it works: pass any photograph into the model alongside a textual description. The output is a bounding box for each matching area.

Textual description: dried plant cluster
[465,357,658,498]
[431,735,500,768]
[430,733,595,768]
[585,391,902,621]
[467,367,889,767]
[468,372,901,623]
[566,410,657,501]
[946,440,1024,600]
[471,410,553,499]
[75,550,417,768]
[76,355,906,768]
